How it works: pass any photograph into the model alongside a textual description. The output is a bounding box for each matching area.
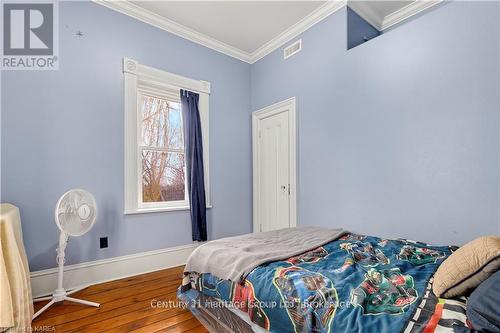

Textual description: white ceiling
[98,0,441,63]
[131,1,325,53]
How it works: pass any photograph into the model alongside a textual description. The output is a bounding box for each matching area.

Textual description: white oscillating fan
[33,189,100,319]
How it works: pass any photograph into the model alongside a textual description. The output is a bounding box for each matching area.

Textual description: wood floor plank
[32,266,184,312]
[56,291,181,332]
[155,318,203,333]
[33,285,178,327]
[126,311,194,333]
[62,294,186,333]
[33,277,181,321]
[77,266,184,297]
[105,306,192,333]
[31,266,205,333]
[73,276,181,304]
[184,324,208,333]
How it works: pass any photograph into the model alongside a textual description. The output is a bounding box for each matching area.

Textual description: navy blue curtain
[180,89,207,241]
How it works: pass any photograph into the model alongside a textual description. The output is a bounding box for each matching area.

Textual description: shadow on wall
[30,245,58,271]
[347,7,381,50]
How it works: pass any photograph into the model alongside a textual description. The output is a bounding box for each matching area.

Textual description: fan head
[55,189,97,237]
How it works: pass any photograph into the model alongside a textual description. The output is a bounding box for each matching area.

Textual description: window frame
[123,57,211,215]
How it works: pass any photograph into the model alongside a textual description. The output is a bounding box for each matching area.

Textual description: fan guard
[55,189,97,237]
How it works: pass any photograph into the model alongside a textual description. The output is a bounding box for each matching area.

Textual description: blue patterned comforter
[182,233,454,333]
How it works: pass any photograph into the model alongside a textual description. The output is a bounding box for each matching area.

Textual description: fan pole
[54,232,68,298]
[33,231,100,320]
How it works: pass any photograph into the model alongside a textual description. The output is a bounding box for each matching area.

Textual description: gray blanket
[184,226,345,282]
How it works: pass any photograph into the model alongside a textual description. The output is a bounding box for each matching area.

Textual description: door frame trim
[252,97,297,232]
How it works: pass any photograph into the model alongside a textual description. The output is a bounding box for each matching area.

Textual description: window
[140,93,186,207]
[123,58,210,214]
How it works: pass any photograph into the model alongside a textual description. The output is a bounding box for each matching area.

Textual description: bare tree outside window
[140,95,186,203]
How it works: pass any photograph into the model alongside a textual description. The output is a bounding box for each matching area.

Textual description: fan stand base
[32,286,100,320]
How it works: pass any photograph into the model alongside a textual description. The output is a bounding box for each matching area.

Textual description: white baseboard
[30,243,199,298]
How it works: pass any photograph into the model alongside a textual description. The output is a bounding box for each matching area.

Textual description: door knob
[281,184,290,195]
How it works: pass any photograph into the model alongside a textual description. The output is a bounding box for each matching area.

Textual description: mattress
[180,232,470,333]
[179,289,267,333]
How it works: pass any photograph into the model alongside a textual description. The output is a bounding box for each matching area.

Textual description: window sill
[124,205,213,215]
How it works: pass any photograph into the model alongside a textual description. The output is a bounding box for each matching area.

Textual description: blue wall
[251,2,499,245]
[1,2,252,270]
[2,1,499,271]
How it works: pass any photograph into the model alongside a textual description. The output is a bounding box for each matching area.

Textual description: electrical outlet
[99,237,108,249]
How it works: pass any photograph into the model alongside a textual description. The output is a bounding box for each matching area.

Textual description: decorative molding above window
[123,58,211,214]
[122,58,211,94]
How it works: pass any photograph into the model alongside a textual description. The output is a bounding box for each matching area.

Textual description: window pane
[142,150,186,203]
[140,95,183,149]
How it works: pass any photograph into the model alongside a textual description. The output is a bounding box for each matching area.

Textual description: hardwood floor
[32,265,207,333]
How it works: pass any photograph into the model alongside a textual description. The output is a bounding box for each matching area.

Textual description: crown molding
[250,1,346,63]
[347,0,442,32]
[347,1,384,30]
[93,0,346,65]
[93,0,252,63]
[381,0,442,31]
[94,0,440,64]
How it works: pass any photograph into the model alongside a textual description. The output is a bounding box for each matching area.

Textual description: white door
[253,98,297,232]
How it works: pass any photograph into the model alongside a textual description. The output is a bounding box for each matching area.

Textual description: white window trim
[123,57,211,215]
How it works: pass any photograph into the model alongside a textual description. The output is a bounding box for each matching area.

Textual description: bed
[179,227,470,333]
